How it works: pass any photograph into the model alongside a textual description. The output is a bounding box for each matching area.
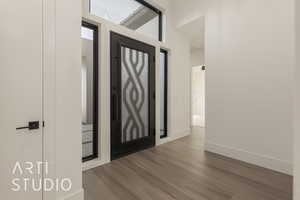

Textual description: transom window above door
[90,0,163,41]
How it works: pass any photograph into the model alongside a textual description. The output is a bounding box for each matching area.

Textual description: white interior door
[0,0,43,199]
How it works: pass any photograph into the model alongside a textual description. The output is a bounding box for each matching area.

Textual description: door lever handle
[16,121,40,130]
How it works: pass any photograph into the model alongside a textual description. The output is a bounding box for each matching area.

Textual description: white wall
[295,0,300,197]
[174,0,294,175]
[172,0,209,28]
[191,48,205,127]
[205,0,294,175]
[55,0,83,199]
[191,48,205,67]
[161,0,192,138]
[136,15,160,41]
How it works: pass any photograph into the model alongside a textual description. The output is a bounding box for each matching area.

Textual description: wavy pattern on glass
[121,46,149,143]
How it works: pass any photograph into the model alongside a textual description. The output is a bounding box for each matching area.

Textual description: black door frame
[110,31,156,160]
[134,0,163,41]
[160,49,168,138]
[82,21,99,162]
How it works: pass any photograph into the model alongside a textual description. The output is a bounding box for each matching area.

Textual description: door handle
[16,121,40,130]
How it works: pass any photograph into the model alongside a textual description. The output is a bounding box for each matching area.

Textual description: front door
[111,32,156,160]
[0,0,43,199]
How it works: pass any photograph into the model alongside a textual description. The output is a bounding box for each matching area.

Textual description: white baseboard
[82,158,110,171]
[59,188,84,200]
[172,129,191,140]
[82,129,191,171]
[158,128,191,146]
[157,136,173,146]
[205,141,293,175]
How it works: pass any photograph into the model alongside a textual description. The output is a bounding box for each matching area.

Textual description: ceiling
[177,16,205,51]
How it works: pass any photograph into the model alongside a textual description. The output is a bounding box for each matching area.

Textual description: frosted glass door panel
[121,46,149,143]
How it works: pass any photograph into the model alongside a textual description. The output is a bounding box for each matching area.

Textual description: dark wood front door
[110,32,156,160]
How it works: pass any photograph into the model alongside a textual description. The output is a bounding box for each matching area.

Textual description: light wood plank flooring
[83,127,293,200]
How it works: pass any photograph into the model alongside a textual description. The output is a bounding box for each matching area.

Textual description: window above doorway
[90,0,163,41]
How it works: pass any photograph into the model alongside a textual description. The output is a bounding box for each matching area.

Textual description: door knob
[16,121,40,130]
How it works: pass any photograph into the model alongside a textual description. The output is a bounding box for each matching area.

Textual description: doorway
[190,47,206,142]
[110,32,156,160]
[191,65,205,127]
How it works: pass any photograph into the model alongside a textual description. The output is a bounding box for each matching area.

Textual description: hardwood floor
[83,127,293,200]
